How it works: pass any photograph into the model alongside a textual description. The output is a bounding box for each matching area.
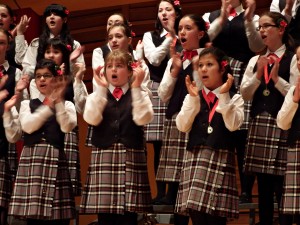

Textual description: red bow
[229,8,237,17]
[112,87,123,100]
[182,50,198,61]
[207,91,216,104]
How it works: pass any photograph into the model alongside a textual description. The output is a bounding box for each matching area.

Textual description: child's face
[35,68,54,96]
[46,13,65,35]
[296,47,300,72]
[258,15,283,48]
[158,1,176,30]
[44,46,63,65]
[198,53,224,90]
[108,27,132,52]
[107,15,124,31]
[178,17,203,51]
[105,59,130,87]
[0,7,12,31]
[0,31,8,58]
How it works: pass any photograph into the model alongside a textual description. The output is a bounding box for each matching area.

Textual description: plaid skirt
[64,128,82,196]
[8,144,75,220]
[85,125,93,147]
[244,112,288,175]
[175,146,239,219]
[156,116,188,182]
[281,141,300,214]
[0,156,13,209]
[144,81,166,141]
[80,143,152,214]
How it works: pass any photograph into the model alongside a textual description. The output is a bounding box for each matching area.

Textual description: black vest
[91,90,145,149]
[100,44,111,61]
[23,99,65,149]
[187,91,235,151]
[166,63,193,119]
[209,10,255,63]
[250,51,294,118]
[147,32,182,83]
[6,39,22,69]
[287,104,300,146]
[0,66,17,157]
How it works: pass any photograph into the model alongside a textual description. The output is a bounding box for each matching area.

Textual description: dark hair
[154,0,182,35]
[0,28,11,43]
[261,11,295,51]
[37,4,74,63]
[35,58,60,77]
[0,4,15,30]
[38,37,71,75]
[181,14,210,48]
[107,13,131,28]
[107,24,134,55]
[104,49,134,74]
[199,47,233,85]
[43,4,69,18]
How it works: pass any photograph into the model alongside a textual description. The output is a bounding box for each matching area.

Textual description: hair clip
[66,44,72,51]
[130,61,139,69]
[221,59,228,68]
[131,31,136,37]
[55,65,63,76]
[65,9,70,15]
[278,18,287,29]
[174,0,180,6]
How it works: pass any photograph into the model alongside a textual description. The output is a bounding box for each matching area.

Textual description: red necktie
[207,91,216,104]
[113,87,123,100]
[182,50,198,62]
[229,8,237,17]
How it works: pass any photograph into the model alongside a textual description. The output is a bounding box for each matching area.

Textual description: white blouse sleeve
[55,101,77,133]
[15,35,28,65]
[216,92,244,131]
[3,106,22,143]
[83,85,108,126]
[92,47,105,70]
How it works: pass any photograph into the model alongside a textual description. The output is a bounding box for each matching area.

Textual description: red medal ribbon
[202,89,219,124]
[263,53,283,85]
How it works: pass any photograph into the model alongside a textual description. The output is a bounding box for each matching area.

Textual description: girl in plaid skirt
[241,12,298,225]
[175,47,244,225]
[277,46,300,225]
[157,13,210,225]
[142,0,183,204]
[80,50,153,225]
[8,59,77,225]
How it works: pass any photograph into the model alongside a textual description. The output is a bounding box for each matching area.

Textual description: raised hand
[4,94,18,112]
[293,76,300,103]
[220,73,234,94]
[16,15,31,35]
[131,63,145,88]
[73,63,86,81]
[185,75,199,97]
[169,45,182,78]
[70,46,85,63]
[93,66,108,88]
[0,90,9,103]
[256,56,269,80]
[136,40,144,51]
[244,0,256,22]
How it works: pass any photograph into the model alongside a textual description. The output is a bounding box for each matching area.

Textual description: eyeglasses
[35,73,53,80]
[256,24,278,31]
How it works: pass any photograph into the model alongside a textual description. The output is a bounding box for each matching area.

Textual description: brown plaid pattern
[156,116,188,182]
[281,144,300,214]
[175,146,239,219]
[244,112,288,176]
[64,129,82,196]
[144,81,166,141]
[80,143,152,214]
[8,143,18,181]
[9,144,75,220]
[228,57,251,130]
[0,156,13,209]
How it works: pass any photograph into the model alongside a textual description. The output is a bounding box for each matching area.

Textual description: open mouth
[202,75,209,80]
[261,35,267,39]
[162,17,168,21]
[180,38,187,44]
[112,75,118,79]
[50,21,55,25]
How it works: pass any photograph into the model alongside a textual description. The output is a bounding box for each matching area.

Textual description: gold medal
[263,89,270,96]
[207,125,213,134]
